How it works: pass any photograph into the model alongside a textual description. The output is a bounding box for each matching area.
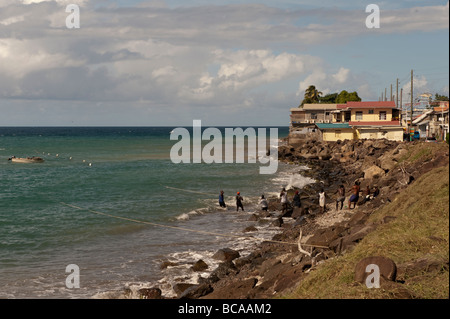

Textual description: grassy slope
[286,143,449,299]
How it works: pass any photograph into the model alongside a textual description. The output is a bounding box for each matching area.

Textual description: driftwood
[297,229,312,257]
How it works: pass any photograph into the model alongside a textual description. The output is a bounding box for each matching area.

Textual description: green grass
[398,142,446,164]
[284,164,449,299]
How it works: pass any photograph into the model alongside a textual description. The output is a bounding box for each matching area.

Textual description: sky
[0,0,448,126]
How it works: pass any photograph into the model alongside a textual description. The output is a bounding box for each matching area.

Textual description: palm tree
[300,85,322,106]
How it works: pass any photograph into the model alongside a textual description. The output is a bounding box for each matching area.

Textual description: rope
[60,202,328,249]
[163,186,216,196]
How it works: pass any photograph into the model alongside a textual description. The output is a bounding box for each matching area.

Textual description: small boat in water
[8,156,45,163]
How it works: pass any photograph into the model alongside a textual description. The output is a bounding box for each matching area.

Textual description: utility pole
[390,84,393,101]
[385,88,387,101]
[410,69,414,141]
[400,88,403,109]
[396,78,399,107]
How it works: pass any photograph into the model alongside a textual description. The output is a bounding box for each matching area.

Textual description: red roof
[346,101,397,109]
[349,121,402,127]
[434,106,449,112]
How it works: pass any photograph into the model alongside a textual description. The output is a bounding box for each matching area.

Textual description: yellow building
[315,123,355,142]
[316,101,404,141]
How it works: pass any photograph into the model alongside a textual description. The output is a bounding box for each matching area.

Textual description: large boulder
[378,154,397,172]
[212,248,240,262]
[372,139,389,150]
[364,165,386,180]
[202,278,258,299]
[191,259,209,272]
[354,256,397,284]
[209,261,238,280]
[173,283,196,297]
[179,284,213,299]
[291,207,307,219]
[318,148,332,160]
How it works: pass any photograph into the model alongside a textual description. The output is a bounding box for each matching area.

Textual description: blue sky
[0,0,448,126]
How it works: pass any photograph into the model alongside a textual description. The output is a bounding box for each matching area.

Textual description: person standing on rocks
[280,188,288,215]
[259,195,268,211]
[292,190,301,208]
[348,181,360,209]
[236,192,244,212]
[319,189,326,213]
[335,184,346,210]
[219,190,227,208]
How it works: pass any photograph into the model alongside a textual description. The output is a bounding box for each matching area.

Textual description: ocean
[0,126,315,299]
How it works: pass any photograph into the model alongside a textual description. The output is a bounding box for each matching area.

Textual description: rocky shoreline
[137,138,449,299]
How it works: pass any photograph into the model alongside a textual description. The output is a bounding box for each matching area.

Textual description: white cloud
[0,0,447,125]
[297,66,375,99]
[401,75,430,100]
[332,67,350,84]
[22,0,88,5]
[0,39,85,79]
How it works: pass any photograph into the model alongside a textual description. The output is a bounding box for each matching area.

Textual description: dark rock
[202,278,258,299]
[344,223,378,244]
[364,165,386,180]
[209,261,238,280]
[346,210,370,227]
[179,284,213,299]
[243,225,258,233]
[138,287,162,299]
[248,214,259,221]
[375,279,416,299]
[160,261,178,269]
[191,259,209,272]
[397,257,449,279]
[293,215,308,226]
[273,263,307,293]
[234,251,264,269]
[281,207,293,217]
[354,256,397,284]
[306,225,347,248]
[173,283,196,297]
[212,248,240,262]
[258,259,281,276]
[271,217,284,227]
[259,210,272,218]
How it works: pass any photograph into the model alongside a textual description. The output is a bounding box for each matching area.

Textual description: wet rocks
[179,283,213,299]
[243,225,258,232]
[161,139,449,300]
[202,278,258,299]
[212,248,240,262]
[138,287,162,299]
[159,261,178,269]
[173,283,196,297]
[191,259,209,272]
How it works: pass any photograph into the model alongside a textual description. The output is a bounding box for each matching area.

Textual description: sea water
[0,127,314,299]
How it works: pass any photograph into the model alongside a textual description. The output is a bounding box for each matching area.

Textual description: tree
[336,90,361,104]
[435,93,449,102]
[300,85,323,106]
[319,93,338,104]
